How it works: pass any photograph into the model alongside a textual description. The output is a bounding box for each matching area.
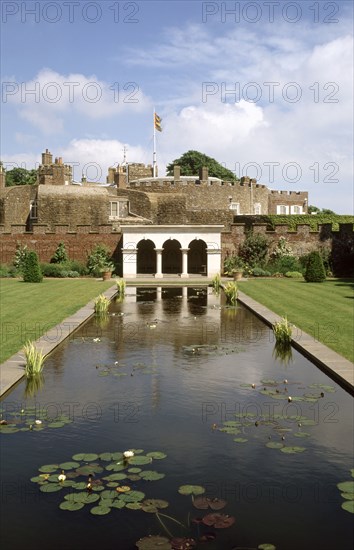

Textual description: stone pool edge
[237,289,354,394]
[0,285,118,398]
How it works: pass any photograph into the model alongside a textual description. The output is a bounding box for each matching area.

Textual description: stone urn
[102,270,112,281]
[232,270,243,281]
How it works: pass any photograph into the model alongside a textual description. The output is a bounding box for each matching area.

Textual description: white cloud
[3,68,152,134]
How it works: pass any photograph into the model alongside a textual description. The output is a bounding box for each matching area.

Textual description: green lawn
[238,278,354,362]
[0,279,115,364]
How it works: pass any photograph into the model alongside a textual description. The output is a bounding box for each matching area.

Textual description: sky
[1,0,353,213]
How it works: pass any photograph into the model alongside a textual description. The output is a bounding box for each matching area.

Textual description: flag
[154,113,162,132]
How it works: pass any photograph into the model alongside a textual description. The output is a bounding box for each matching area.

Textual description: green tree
[5,167,37,186]
[23,251,43,283]
[166,150,238,181]
[51,242,68,264]
[304,251,326,282]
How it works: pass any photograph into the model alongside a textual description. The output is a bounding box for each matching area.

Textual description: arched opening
[188,239,207,275]
[137,239,156,274]
[162,239,182,274]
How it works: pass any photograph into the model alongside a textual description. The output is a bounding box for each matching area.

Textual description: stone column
[154,249,163,278]
[122,248,137,278]
[181,248,189,278]
[206,248,222,277]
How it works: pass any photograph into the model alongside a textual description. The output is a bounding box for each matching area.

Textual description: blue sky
[1,0,353,212]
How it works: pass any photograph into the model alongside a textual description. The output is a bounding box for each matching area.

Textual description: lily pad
[105,463,126,472]
[136,536,172,550]
[0,426,20,433]
[59,501,85,511]
[38,464,59,473]
[59,461,80,470]
[266,442,284,449]
[337,481,354,493]
[126,502,142,510]
[280,446,306,454]
[139,470,165,481]
[90,506,111,515]
[110,500,126,509]
[233,437,248,443]
[341,492,354,500]
[202,513,235,528]
[178,485,205,496]
[208,498,227,511]
[118,490,145,502]
[103,473,127,481]
[100,490,117,500]
[128,455,152,465]
[98,452,112,461]
[146,451,167,460]
[141,499,169,513]
[294,432,311,438]
[341,500,354,514]
[258,545,276,550]
[192,496,209,509]
[128,467,142,474]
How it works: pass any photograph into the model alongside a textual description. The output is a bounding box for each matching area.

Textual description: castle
[2,148,341,278]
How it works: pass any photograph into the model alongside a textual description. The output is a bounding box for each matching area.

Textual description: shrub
[13,243,29,273]
[223,255,244,275]
[40,263,65,277]
[251,267,272,277]
[23,251,43,283]
[67,270,80,278]
[65,260,88,275]
[239,232,269,268]
[267,255,303,275]
[285,271,303,278]
[0,264,18,278]
[51,242,68,264]
[304,251,326,282]
[271,237,294,260]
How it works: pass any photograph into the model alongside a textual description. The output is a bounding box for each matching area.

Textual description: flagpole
[153,108,157,178]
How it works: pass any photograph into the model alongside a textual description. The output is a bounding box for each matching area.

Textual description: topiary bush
[304,251,326,282]
[23,251,43,283]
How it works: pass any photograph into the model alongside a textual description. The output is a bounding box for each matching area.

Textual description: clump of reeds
[94,294,110,315]
[272,316,292,344]
[224,281,238,305]
[211,273,221,293]
[116,278,126,297]
[23,341,45,377]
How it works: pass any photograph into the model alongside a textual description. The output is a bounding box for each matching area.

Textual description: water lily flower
[35,420,42,425]
[93,338,101,343]
[123,451,134,459]
[58,470,66,482]
[288,396,292,402]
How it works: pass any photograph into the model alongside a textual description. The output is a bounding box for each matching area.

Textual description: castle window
[254,203,261,215]
[29,200,38,219]
[109,201,128,219]
[291,205,302,214]
[229,202,240,214]
[277,205,289,215]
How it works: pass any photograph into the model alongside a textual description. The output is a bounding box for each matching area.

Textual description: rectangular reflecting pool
[1,287,353,550]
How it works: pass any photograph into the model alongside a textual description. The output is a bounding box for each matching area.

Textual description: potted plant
[224,255,244,281]
[100,262,115,281]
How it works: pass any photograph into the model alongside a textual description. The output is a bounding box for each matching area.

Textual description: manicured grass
[0,279,115,364]
[238,278,354,362]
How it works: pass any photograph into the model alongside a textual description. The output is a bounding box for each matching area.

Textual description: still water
[0,287,353,550]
